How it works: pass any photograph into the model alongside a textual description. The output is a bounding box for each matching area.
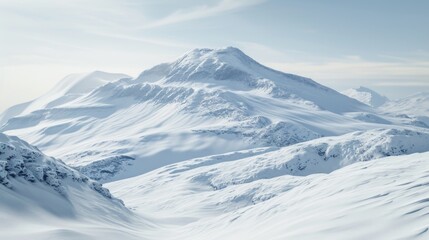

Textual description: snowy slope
[0,133,152,240]
[341,86,389,107]
[3,130,429,239]
[0,71,130,127]
[0,48,395,182]
[170,152,429,240]
[106,140,429,240]
[107,127,429,216]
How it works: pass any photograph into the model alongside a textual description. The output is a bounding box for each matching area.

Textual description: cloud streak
[269,59,429,81]
[141,0,267,29]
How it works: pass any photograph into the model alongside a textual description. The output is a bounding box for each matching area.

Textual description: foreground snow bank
[175,151,429,240]
[109,150,429,240]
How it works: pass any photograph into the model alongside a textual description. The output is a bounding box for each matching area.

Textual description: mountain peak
[132,47,369,113]
[342,86,389,108]
[356,86,374,92]
[135,46,263,86]
[138,46,301,87]
[182,46,247,58]
[175,46,257,69]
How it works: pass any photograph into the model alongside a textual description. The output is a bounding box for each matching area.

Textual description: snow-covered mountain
[1,47,379,182]
[341,86,390,107]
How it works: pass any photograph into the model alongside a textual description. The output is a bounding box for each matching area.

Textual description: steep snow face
[0,132,121,203]
[0,71,130,126]
[381,92,429,117]
[0,133,149,240]
[1,47,381,182]
[342,86,389,107]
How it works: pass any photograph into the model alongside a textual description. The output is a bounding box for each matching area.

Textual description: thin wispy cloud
[89,31,194,49]
[374,81,429,87]
[233,41,429,86]
[141,0,267,29]
[270,59,429,82]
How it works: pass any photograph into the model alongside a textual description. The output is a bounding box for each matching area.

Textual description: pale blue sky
[1,0,429,111]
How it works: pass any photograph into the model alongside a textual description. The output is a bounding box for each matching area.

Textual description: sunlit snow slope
[108,147,429,240]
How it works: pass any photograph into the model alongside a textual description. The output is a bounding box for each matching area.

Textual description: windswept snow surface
[107,149,429,240]
[2,131,429,240]
[342,86,389,107]
[107,128,429,216]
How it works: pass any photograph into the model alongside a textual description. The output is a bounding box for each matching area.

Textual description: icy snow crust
[1,47,429,239]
